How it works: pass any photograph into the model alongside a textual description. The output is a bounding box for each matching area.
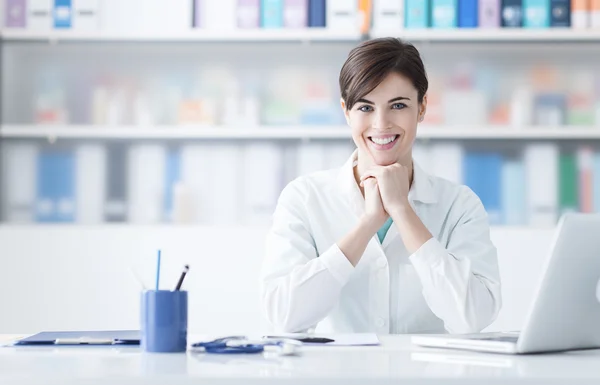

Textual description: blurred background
[0,0,599,336]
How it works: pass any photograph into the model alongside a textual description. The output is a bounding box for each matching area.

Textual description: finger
[361,137,378,166]
[360,168,383,181]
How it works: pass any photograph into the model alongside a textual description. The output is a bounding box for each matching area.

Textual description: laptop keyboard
[474,335,519,343]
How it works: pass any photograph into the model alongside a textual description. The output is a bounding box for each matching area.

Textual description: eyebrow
[356,96,411,105]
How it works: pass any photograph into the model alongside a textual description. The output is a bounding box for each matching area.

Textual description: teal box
[405,0,430,28]
[523,0,550,27]
[261,0,284,28]
[432,0,457,27]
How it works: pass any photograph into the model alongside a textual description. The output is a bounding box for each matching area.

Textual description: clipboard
[13,330,140,346]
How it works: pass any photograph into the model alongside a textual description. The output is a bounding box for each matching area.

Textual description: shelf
[417,126,600,139]
[0,125,351,140]
[0,28,363,43]
[3,28,600,43]
[0,223,555,232]
[371,29,600,42]
[2,125,600,140]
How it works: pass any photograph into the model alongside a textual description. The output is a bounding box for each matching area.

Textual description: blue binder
[13,330,140,346]
[458,0,478,27]
[54,0,72,28]
[308,0,326,27]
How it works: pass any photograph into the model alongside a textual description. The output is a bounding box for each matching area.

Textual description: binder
[550,0,570,26]
[525,143,558,227]
[238,0,260,28]
[432,0,458,27]
[73,0,100,30]
[76,144,106,224]
[430,143,463,184]
[164,148,182,223]
[28,0,52,30]
[571,0,589,28]
[36,148,76,223]
[1,143,37,223]
[592,0,600,26]
[327,0,358,30]
[523,0,550,27]
[261,0,284,27]
[284,0,308,27]
[54,0,72,29]
[193,0,202,27]
[459,0,478,26]
[559,152,579,215]
[479,0,501,26]
[308,0,326,26]
[577,147,594,213]
[464,152,502,225]
[14,330,140,346]
[203,0,237,30]
[5,0,27,27]
[104,144,128,222]
[405,0,430,27]
[501,159,526,225]
[501,0,523,26]
[373,0,404,30]
[593,152,600,212]
[127,144,166,224]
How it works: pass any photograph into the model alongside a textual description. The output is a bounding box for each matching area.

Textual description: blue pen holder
[141,290,188,353]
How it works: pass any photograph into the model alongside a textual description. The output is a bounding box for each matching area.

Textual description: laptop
[411,213,600,354]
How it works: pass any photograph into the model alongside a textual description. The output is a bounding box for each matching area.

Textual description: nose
[372,110,392,131]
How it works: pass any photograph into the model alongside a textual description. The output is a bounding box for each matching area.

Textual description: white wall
[0,225,555,335]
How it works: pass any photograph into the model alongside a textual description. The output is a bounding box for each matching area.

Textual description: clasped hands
[360,163,412,230]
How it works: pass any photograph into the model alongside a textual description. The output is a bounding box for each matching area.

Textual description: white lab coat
[260,150,502,334]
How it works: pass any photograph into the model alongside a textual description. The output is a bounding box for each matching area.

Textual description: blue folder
[13,330,140,346]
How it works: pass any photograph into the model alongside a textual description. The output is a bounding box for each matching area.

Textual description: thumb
[363,178,378,197]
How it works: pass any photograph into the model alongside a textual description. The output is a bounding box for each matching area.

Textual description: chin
[373,154,399,167]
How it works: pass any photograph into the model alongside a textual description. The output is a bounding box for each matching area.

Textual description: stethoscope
[190,336,302,356]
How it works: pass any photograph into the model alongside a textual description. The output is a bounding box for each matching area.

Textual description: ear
[418,94,428,123]
[340,98,351,126]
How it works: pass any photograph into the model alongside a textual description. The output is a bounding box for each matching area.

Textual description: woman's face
[342,72,426,167]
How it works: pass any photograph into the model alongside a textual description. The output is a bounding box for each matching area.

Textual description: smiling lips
[368,134,400,151]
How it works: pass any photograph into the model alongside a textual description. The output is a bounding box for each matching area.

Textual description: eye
[392,103,407,110]
[358,105,373,112]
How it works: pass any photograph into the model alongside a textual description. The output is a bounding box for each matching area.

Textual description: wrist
[388,200,412,220]
[358,215,382,235]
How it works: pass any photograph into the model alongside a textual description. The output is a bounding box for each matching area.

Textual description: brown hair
[339,37,428,110]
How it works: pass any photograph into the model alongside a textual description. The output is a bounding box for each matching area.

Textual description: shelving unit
[3,28,600,43]
[0,28,364,42]
[371,29,600,42]
[2,125,600,140]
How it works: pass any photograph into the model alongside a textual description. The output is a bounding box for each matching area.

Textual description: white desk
[1,334,600,385]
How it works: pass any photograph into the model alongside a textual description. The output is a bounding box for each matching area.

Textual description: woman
[260,37,501,335]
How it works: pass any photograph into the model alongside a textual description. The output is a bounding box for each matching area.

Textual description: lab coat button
[376,258,387,268]
[376,318,385,327]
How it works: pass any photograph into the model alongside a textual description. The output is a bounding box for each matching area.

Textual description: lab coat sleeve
[260,178,355,333]
[409,186,502,334]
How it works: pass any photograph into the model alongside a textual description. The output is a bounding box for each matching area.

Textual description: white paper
[264,333,380,346]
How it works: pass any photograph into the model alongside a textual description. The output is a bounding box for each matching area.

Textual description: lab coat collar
[336,150,437,219]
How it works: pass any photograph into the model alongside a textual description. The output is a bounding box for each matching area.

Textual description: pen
[174,264,189,291]
[264,336,334,343]
[155,249,161,291]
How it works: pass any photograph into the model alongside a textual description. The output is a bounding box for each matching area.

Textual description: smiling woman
[260,37,502,336]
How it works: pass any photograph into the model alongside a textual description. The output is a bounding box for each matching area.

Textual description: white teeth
[371,136,397,145]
